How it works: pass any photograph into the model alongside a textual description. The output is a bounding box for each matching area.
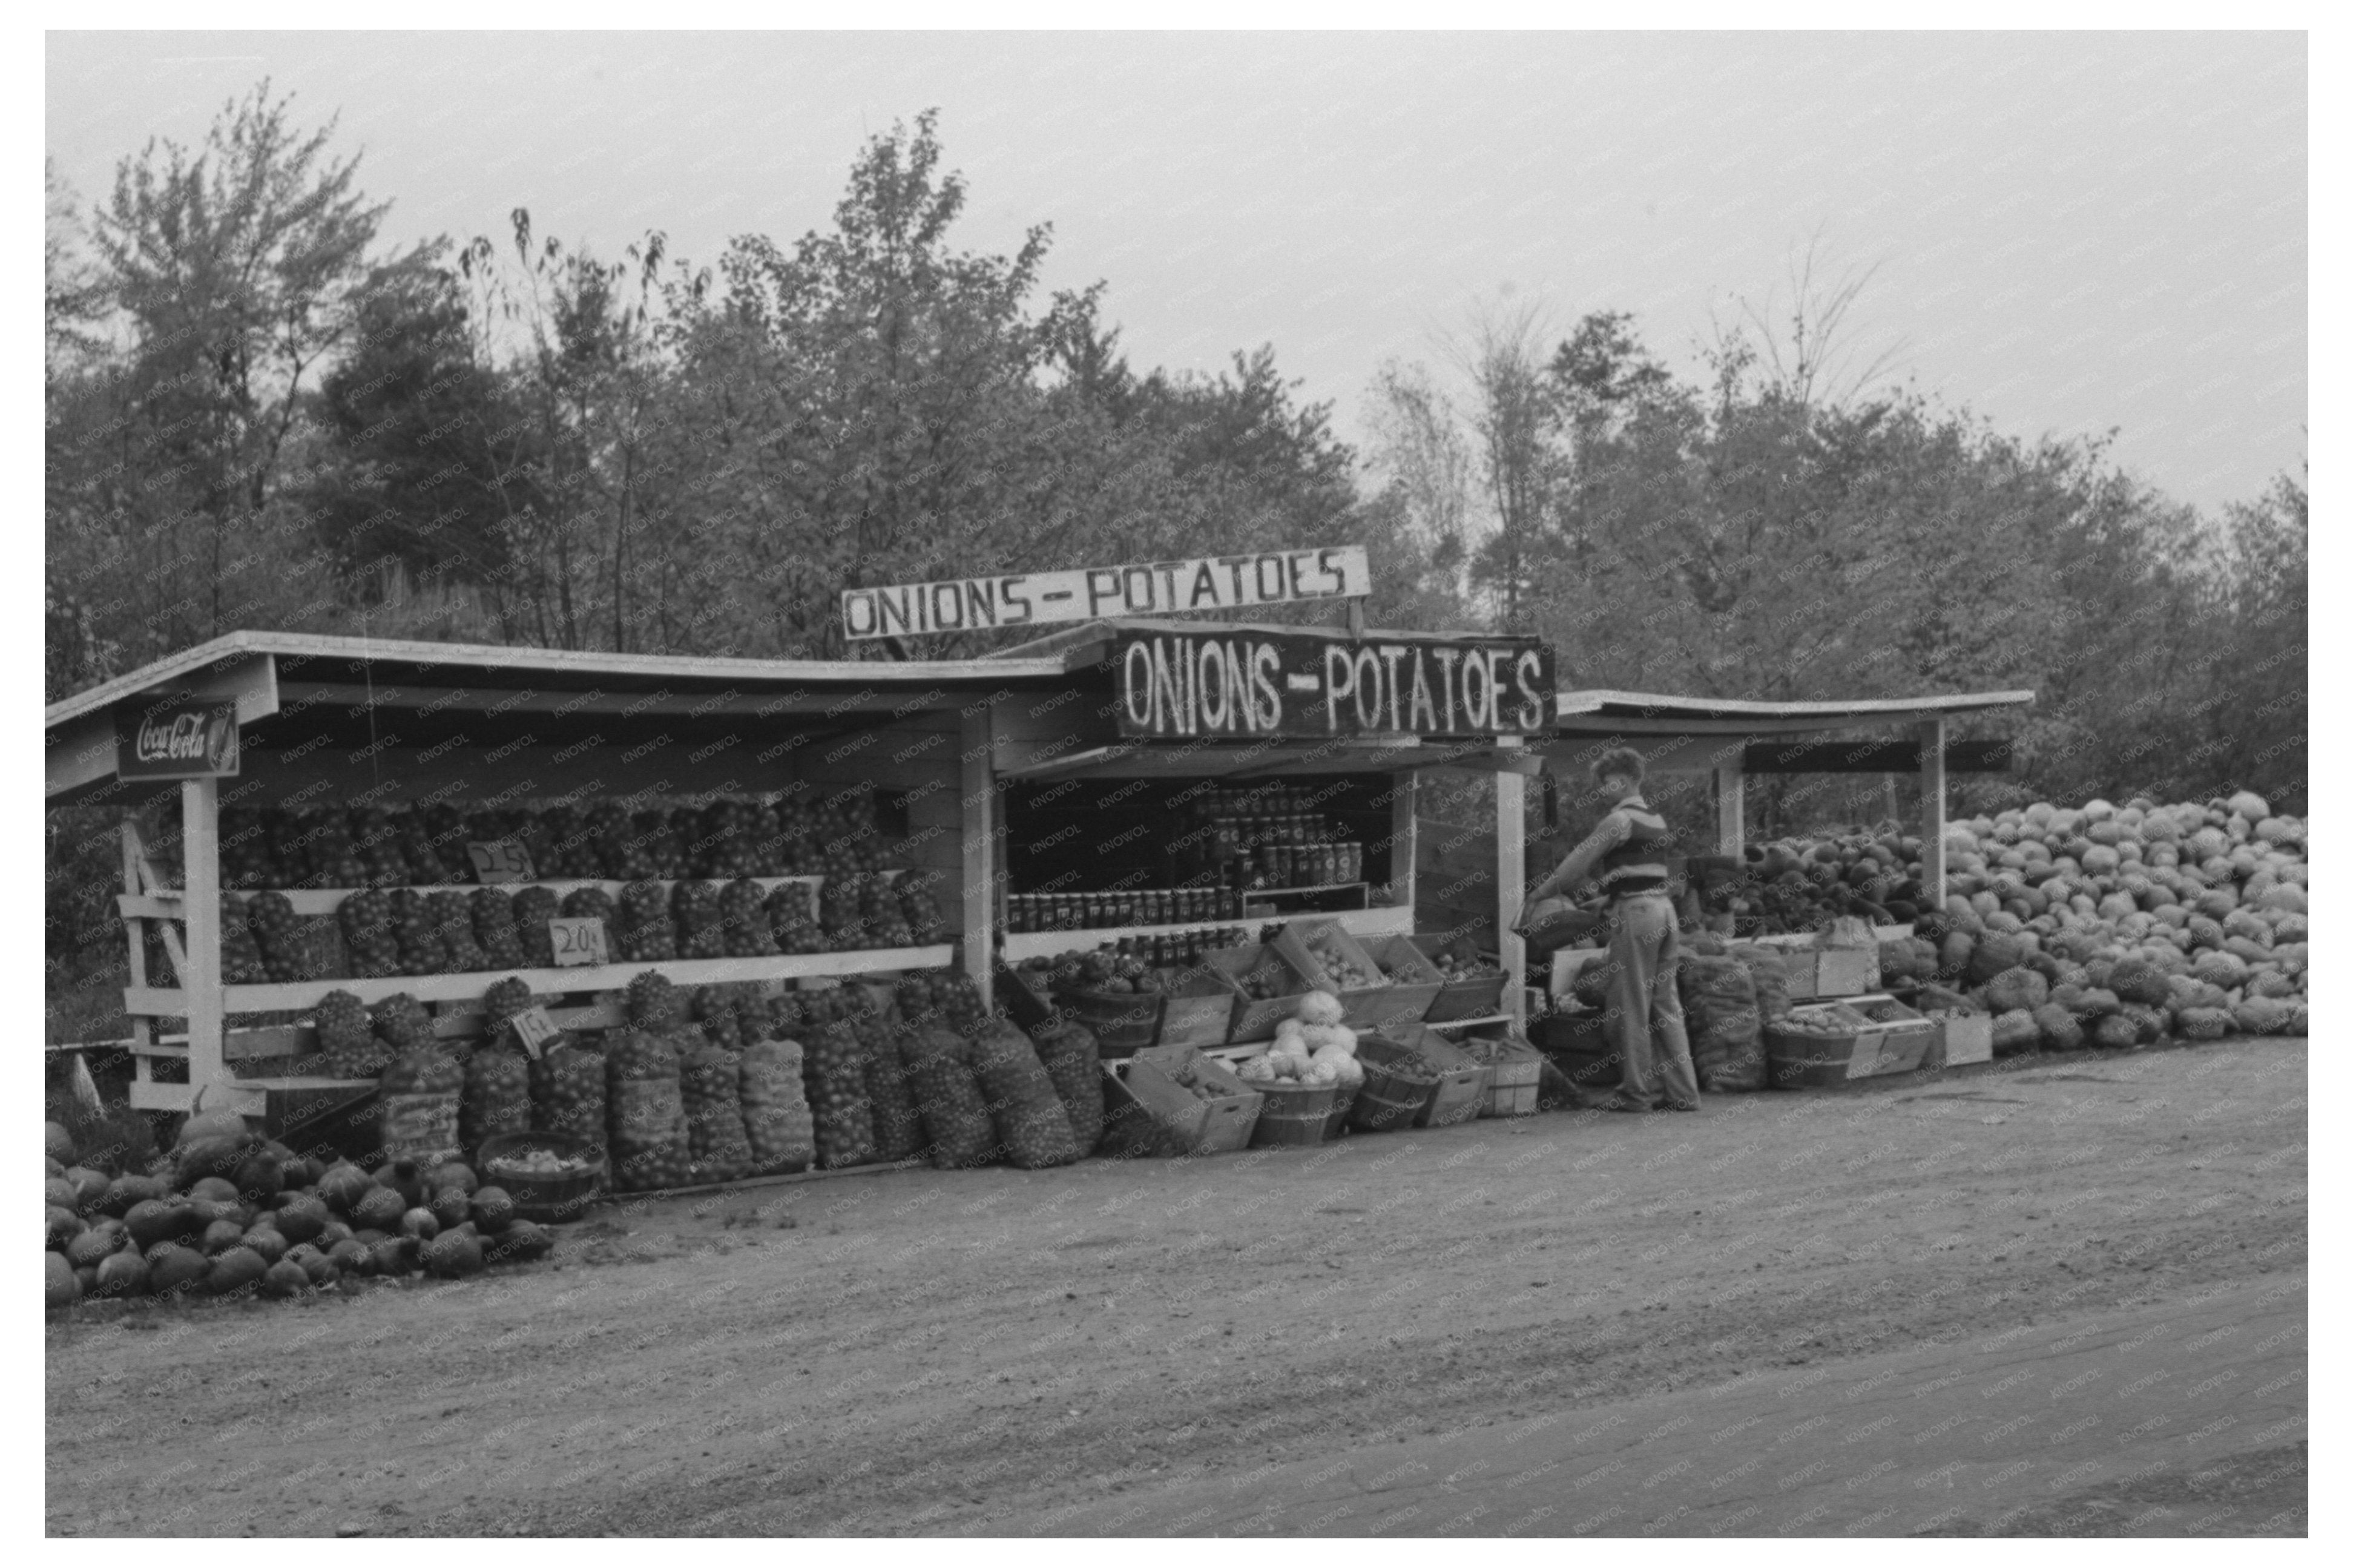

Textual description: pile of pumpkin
[43,1107,552,1311]
[1811,790,2308,1053]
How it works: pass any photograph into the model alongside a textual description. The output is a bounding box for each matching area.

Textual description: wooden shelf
[1423,1013,1512,1030]
[124,944,955,1016]
[124,871,910,921]
[996,904,1411,964]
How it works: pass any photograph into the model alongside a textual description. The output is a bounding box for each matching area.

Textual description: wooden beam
[1387,771,1418,916]
[123,943,955,1016]
[1714,764,1745,860]
[1918,718,1948,912]
[1495,739,1527,1023]
[181,777,226,1116]
[961,702,998,1008]
[1740,738,2012,775]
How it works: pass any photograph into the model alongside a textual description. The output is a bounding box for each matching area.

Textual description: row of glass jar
[1007,887,1243,932]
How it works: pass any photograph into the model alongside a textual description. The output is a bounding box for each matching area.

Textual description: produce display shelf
[124,871,899,921]
[1422,1013,1512,1030]
[123,944,956,1016]
[996,903,1412,964]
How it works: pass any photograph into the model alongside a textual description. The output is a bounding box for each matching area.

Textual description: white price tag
[510,1005,561,1060]
[548,916,610,969]
[467,839,536,883]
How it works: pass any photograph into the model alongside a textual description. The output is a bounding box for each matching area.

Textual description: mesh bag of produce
[1028,1018,1105,1152]
[371,992,435,1055]
[380,1044,466,1167]
[314,989,393,1078]
[694,986,748,1051]
[461,1040,534,1154]
[337,888,400,978]
[430,890,489,972]
[616,880,679,962]
[469,886,528,970]
[530,1038,607,1142]
[1676,954,1765,1093]
[680,1039,756,1184]
[739,1038,816,1174]
[248,891,315,982]
[802,1010,878,1170]
[969,1020,1080,1170]
[1728,944,1792,1023]
[625,969,686,1030]
[902,1024,999,1170]
[512,886,559,967]
[390,889,449,975]
[605,1028,691,1192]
[847,1000,927,1162]
[673,880,726,960]
[220,895,268,984]
[721,877,783,958]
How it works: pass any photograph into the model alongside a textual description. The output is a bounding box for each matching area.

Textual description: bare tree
[1711,230,1907,412]
[1446,298,1562,633]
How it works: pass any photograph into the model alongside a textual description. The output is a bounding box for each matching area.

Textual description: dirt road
[46,1035,2306,1537]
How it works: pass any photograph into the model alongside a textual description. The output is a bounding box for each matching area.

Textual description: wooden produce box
[1763,999,1938,1089]
[1203,944,1311,1044]
[1155,964,1245,1050]
[1117,1046,1263,1156]
[1907,984,1993,1069]
[1408,934,1510,1023]
[1358,935,1446,1032]
[1274,918,1396,1033]
[1548,946,1613,1003]
[1402,1026,1491,1128]
[1749,934,1881,1000]
[1450,1028,1544,1117]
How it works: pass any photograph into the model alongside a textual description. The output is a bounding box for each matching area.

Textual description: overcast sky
[45,30,2305,515]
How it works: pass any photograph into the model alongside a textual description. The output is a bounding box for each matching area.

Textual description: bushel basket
[475,1130,606,1224]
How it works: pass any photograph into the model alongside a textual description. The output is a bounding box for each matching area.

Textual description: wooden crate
[1405,1027,1492,1128]
[1751,936,1881,1000]
[1118,1047,1263,1155]
[1408,934,1509,1023]
[1360,936,1446,1031]
[1273,918,1397,1033]
[1156,966,1245,1050]
[1050,986,1165,1058]
[1763,1000,1938,1087]
[1203,944,1311,1043]
[1452,1030,1544,1117]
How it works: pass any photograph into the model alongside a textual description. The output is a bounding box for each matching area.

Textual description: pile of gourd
[1860,789,2306,1052]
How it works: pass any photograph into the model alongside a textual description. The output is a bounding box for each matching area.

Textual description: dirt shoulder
[46,1036,2306,1537]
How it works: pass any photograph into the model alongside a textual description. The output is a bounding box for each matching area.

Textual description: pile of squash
[44,1097,553,1312]
[1798,790,2306,1054]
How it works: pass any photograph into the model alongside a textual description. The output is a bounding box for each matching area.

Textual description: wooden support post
[959,702,998,1009]
[119,823,154,1101]
[180,777,227,1115]
[1713,763,1746,860]
[1388,770,1418,918]
[1917,717,1948,912]
[1495,739,1527,1023]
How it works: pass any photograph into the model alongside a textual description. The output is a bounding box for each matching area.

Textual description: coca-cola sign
[116,699,240,780]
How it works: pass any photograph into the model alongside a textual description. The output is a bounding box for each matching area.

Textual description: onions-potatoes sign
[1113,630,1555,739]
[841,547,1368,641]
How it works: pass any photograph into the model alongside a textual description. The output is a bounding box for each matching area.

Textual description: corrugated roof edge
[1553,688,2036,722]
[46,629,1068,731]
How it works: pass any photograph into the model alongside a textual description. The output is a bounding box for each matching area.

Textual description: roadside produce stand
[1532,687,2036,1089]
[44,616,1555,1173]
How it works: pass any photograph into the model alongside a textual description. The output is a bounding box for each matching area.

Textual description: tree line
[47,84,2305,820]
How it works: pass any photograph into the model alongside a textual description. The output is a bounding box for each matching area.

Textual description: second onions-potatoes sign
[1112,630,1555,739]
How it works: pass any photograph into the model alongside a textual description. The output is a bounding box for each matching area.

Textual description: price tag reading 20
[548,916,610,969]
